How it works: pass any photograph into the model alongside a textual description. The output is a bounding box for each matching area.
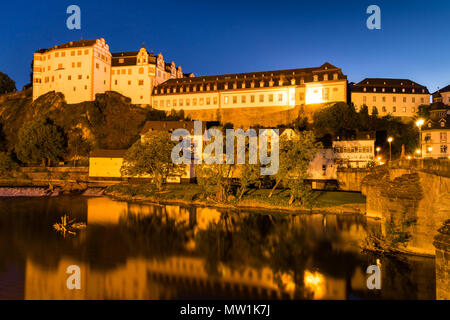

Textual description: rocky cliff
[0,89,148,152]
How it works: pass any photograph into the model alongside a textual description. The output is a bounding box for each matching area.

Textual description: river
[0,196,436,300]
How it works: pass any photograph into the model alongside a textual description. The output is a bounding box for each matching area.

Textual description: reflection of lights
[377,156,382,161]
[304,270,325,299]
[280,273,296,293]
[380,161,385,165]
[406,155,412,160]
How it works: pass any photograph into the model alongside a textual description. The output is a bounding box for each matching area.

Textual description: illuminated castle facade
[152,62,348,126]
[32,38,187,104]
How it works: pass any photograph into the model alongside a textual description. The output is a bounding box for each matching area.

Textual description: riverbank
[105,183,367,215]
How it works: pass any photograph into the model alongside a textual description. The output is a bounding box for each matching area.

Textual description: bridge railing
[387,159,450,177]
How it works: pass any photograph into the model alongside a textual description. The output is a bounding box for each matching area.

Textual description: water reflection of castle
[24,197,368,300]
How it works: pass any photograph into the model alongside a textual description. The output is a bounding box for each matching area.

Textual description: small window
[251,95,255,103]
[241,96,246,103]
[224,96,229,104]
[233,96,237,104]
[259,95,264,102]
[138,80,144,86]
[269,94,273,102]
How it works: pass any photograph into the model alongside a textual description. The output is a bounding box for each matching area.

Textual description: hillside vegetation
[0,89,151,153]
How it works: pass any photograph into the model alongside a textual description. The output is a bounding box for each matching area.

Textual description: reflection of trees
[194,212,370,298]
[119,209,191,259]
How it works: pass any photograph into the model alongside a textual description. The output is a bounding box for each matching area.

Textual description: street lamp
[387,137,393,162]
[416,119,424,157]
[376,147,381,156]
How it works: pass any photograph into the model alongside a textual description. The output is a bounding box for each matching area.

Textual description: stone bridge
[361,159,450,256]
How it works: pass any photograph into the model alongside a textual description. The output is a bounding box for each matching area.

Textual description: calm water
[0,196,436,300]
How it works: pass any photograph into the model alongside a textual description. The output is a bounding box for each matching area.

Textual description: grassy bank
[105,183,366,214]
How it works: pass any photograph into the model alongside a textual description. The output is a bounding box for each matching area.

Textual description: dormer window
[382,88,385,92]
[363,87,367,92]
[428,122,432,128]
[313,75,318,82]
[119,58,124,63]
[393,88,396,92]
[441,121,445,127]
[333,73,338,80]
[373,88,376,92]
[402,88,405,92]
[323,74,328,81]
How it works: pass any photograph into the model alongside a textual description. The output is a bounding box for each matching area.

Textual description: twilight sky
[1,0,449,92]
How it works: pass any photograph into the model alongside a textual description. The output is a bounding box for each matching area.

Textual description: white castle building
[32,38,188,105]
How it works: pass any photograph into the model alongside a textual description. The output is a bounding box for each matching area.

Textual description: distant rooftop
[352,78,429,94]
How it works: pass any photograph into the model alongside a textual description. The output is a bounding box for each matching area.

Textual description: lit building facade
[111,45,185,105]
[432,85,450,104]
[421,94,450,159]
[32,38,111,104]
[351,78,430,118]
[332,133,376,168]
[32,39,186,105]
[152,63,347,127]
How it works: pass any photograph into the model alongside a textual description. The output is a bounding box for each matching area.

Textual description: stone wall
[0,166,89,186]
[336,168,371,191]
[183,103,332,128]
[434,220,450,300]
[361,162,450,256]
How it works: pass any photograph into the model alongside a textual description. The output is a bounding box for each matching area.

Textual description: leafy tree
[121,131,182,191]
[0,72,16,94]
[196,162,234,203]
[67,130,91,166]
[313,102,359,137]
[268,130,322,205]
[236,163,260,200]
[0,152,18,175]
[15,118,66,166]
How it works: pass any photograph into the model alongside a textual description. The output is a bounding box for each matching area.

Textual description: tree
[236,163,260,200]
[197,162,234,203]
[15,118,66,166]
[313,102,359,137]
[0,72,16,94]
[67,130,91,166]
[0,152,18,176]
[121,131,182,191]
[268,130,322,205]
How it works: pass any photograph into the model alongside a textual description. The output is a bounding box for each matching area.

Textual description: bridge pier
[433,220,450,300]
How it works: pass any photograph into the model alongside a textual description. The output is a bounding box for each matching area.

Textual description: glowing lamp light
[376,147,381,152]
[387,137,393,143]
[415,149,421,154]
[428,147,433,152]
[406,155,412,160]
[415,119,424,127]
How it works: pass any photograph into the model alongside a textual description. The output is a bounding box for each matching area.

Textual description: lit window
[138,80,144,86]
[241,96,246,103]
[233,96,237,104]
[259,95,264,102]
[269,94,273,102]
[224,96,229,104]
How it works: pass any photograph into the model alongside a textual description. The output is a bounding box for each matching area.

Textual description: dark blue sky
[1,0,449,92]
